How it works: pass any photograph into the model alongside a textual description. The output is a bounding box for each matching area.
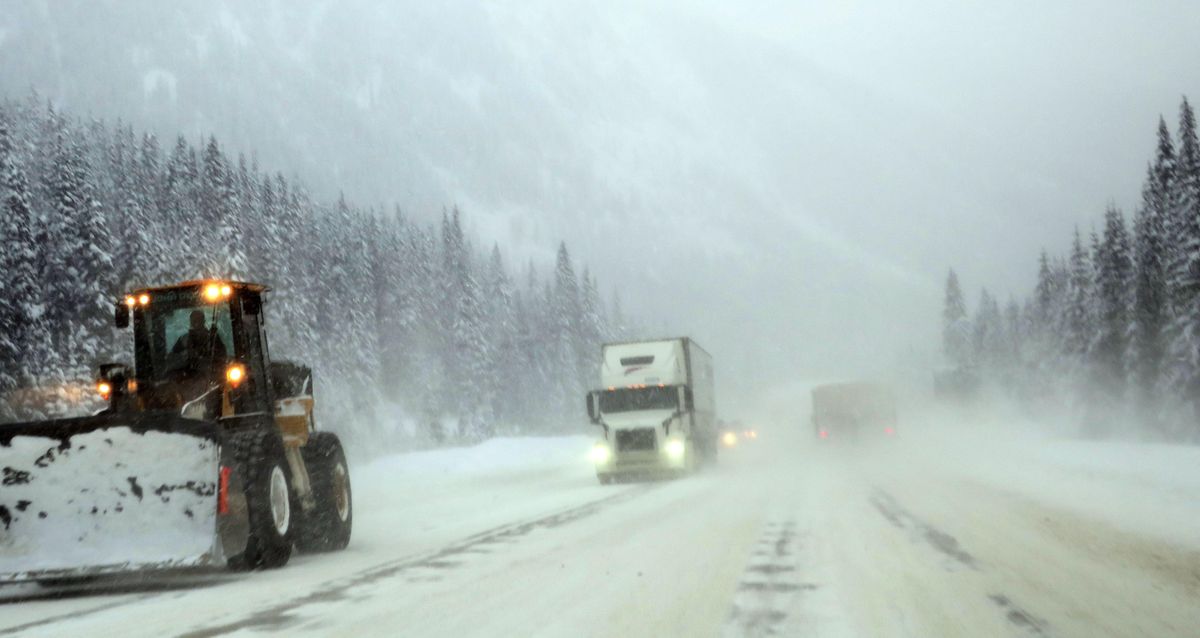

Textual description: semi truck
[811,382,897,441]
[585,338,716,483]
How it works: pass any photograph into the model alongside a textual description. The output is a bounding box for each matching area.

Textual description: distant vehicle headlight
[665,438,686,460]
[590,443,611,464]
[722,431,738,447]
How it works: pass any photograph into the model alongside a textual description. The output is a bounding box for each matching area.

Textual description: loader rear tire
[297,432,353,553]
[226,429,294,570]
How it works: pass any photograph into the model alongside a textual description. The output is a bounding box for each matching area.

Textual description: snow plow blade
[0,413,226,583]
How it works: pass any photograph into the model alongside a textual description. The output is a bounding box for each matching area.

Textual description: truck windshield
[134,289,235,384]
[599,386,678,413]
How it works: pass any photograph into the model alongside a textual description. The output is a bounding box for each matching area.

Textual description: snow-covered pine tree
[0,112,42,413]
[1094,206,1134,399]
[198,136,227,275]
[254,165,281,287]
[0,99,634,441]
[1065,228,1094,364]
[551,242,584,427]
[341,209,382,442]
[483,244,519,431]
[409,220,446,442]
[216,146,247,278]
[1131,166,1169,408]
[373,210,408,394]
[941,269,970,367]
[971,288,1004,375]
[111,135,153,292]
[1002,297,1022,382]
[231,154,259,279]
[1033,252,1055,336]
[164,136,199,279]
[41,123,114,376]
[126,133,163,287]
[1169,98,1200,423]
[579,268,605,374]
[608,290,627,340]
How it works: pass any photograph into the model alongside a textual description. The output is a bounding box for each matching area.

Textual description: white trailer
[585,337,716,483]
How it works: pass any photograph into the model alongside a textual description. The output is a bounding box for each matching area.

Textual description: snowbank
[354,435,594,483]
[890,416,1200,550]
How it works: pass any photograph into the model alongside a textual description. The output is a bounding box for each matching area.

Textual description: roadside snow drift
[1,426,220,581]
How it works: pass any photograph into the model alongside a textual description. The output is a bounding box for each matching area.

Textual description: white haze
[3,0,1200,415]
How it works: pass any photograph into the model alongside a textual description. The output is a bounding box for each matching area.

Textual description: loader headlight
[590,443,611,464]
[204,282,234,302]
[96,381,112,399]
[665,438,685,460]
[722,431,738,447]
[226,363,246,387]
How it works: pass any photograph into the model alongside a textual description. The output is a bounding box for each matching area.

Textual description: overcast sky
[4,0,1200,414]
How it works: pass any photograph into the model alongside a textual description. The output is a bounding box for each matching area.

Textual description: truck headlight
[590,443,611,464]
[665,438,685,460]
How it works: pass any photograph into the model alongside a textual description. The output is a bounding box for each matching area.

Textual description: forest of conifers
[944,97,1200,441]
[0,93,632,452]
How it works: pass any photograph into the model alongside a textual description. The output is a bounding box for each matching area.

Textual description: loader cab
[120,281,273,418]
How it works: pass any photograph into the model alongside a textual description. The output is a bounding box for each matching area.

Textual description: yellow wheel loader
[0,280,352,583]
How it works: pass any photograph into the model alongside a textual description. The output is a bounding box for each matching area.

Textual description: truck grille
[616,428,657,452]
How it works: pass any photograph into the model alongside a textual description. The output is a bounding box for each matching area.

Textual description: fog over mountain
[4,0,1199,413]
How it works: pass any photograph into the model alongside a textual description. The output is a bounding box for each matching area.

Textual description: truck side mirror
[586,391,600,423]
[114,303,130,329]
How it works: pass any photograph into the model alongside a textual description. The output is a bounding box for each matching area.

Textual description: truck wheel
[226,429,295,570]
[297,432,353,552]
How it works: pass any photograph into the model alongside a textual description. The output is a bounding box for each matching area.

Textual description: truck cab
[585,338,716,483]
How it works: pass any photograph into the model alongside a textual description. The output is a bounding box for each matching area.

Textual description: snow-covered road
[3,422,1199,637]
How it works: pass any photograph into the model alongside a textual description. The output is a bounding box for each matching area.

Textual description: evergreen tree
[608,290,627,340]
[0,97,627,444]
[1034,251,1055,333]
[1065,228,1093,361]
[42,125,114,373]
[1132,167,1169,405]
[484,245,519,430]
[0,113,41,408]
[972,288,1004,372]
[942,269,970,367]
[1095,206,1133,396]
[1168,98,1200,416]
[551,242,583,424]
[164,135,198,279]
[1003,297,1023,376]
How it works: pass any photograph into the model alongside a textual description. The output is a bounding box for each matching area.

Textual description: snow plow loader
[1,280,352,584]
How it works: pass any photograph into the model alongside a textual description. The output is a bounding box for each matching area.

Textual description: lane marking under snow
[176,484,655,637]
[723,518,818,638]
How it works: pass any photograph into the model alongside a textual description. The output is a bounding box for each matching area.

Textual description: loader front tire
[297,432,353,552]
[227,429,294,570]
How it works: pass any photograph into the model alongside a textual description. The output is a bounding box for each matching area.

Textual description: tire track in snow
[0,577,231,635]
[870,488,1052,637]
[869,489,976,570]
[176,484,655,637]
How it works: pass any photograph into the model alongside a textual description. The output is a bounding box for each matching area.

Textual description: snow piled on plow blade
[1,417,222,582]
